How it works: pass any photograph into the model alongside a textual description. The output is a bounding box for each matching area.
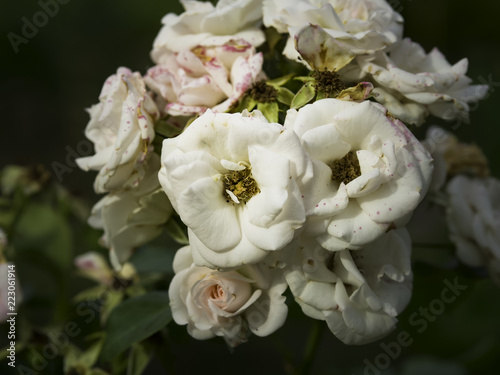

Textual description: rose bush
[159,109,313,269]
[284,229,412,344]
[169,245,288,346]
[446,175,500,284]
[358,39,489,125]
[88,154,172,269]
[285,98,433,251]
[146,40,265,116]
[76,67,159,194]
[151,0,265,61]
[263,0,403,63]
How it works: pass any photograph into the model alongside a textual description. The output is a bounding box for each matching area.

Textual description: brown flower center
[331,151,361,184]
[223,167,260,204]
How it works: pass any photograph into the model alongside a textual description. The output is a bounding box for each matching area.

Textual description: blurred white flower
[359,39,489,125]
[285,98,433,251]
[446,175,500,283]
[263,0,403,63]
[76,67,159,194]
[151,0,265,61]
[146,40,265,116]
[158,110,313,269]
[74,252,114,285]
[89,154,173,269]
[169,245,288,347]
[284,229,412,344]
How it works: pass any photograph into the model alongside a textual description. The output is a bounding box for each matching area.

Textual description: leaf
[164,217,189,245]
[13,203,72,270]
[64,340,104,373]
[264,27,282,53]
[100,291,124,325]
[127,343,152,375]
[100,292,172,362]
[276,87,295,106]
[267,73,295,88]
[257,102,280,123]
[130,245,176,275]
[154,120,183,138]
[337,82,374,102]
[291,82,316,109]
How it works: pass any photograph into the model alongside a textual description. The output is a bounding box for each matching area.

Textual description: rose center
[247,80,278,103]
[210,284,225,301]
[331,151,361,184]
[222,167,260,204]
[312,69,345,98]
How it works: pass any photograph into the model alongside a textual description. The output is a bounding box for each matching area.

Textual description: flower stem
[294,320,324,375]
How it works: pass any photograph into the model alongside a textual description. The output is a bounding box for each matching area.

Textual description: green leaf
[73,285,108,303]
[276,87,295,106]
[267,73,295,88]
[294,76,315,83]
[130,245,176,275]
[264,27,282,53]
[100,291,124,325]
[164,217,189,245]
[100,292,172,362]
[127,343,152,375]
[154,120,183,138]
[13,202,72,270]
[257,102,280,123]
[291,82,316,109]
[64,340,104,373]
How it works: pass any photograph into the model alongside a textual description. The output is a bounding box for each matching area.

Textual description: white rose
[169,245,288,346]
[76,68,160,194]
[359,39,489,125]
[446,175,500,284]
[151,0,265,62]
[263,0,403,62]
[159,110,313,269]
[146,40,265,116]
[284,229,412,344]
[285,98,433,251]
[89,154,173,269]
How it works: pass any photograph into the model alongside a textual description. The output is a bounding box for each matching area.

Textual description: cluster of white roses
[409,127,500,284]
[78,0,490,347]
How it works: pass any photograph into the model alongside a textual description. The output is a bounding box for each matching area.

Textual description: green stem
[294,320,324,375]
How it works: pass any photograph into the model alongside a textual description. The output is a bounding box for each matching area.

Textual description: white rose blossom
[169,245,288,346]
[146,40,265,116]
[284,229,412,344]
[158,110,313,269]
[89,154,173,269]
[285,98,433,251]
[151,0,265,61]
[263,0,403,63]
[76,67,160,194]
[358,38,489,125]
[446,175,500,284]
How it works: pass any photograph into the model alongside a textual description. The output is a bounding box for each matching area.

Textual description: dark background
[1,1,500,374]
